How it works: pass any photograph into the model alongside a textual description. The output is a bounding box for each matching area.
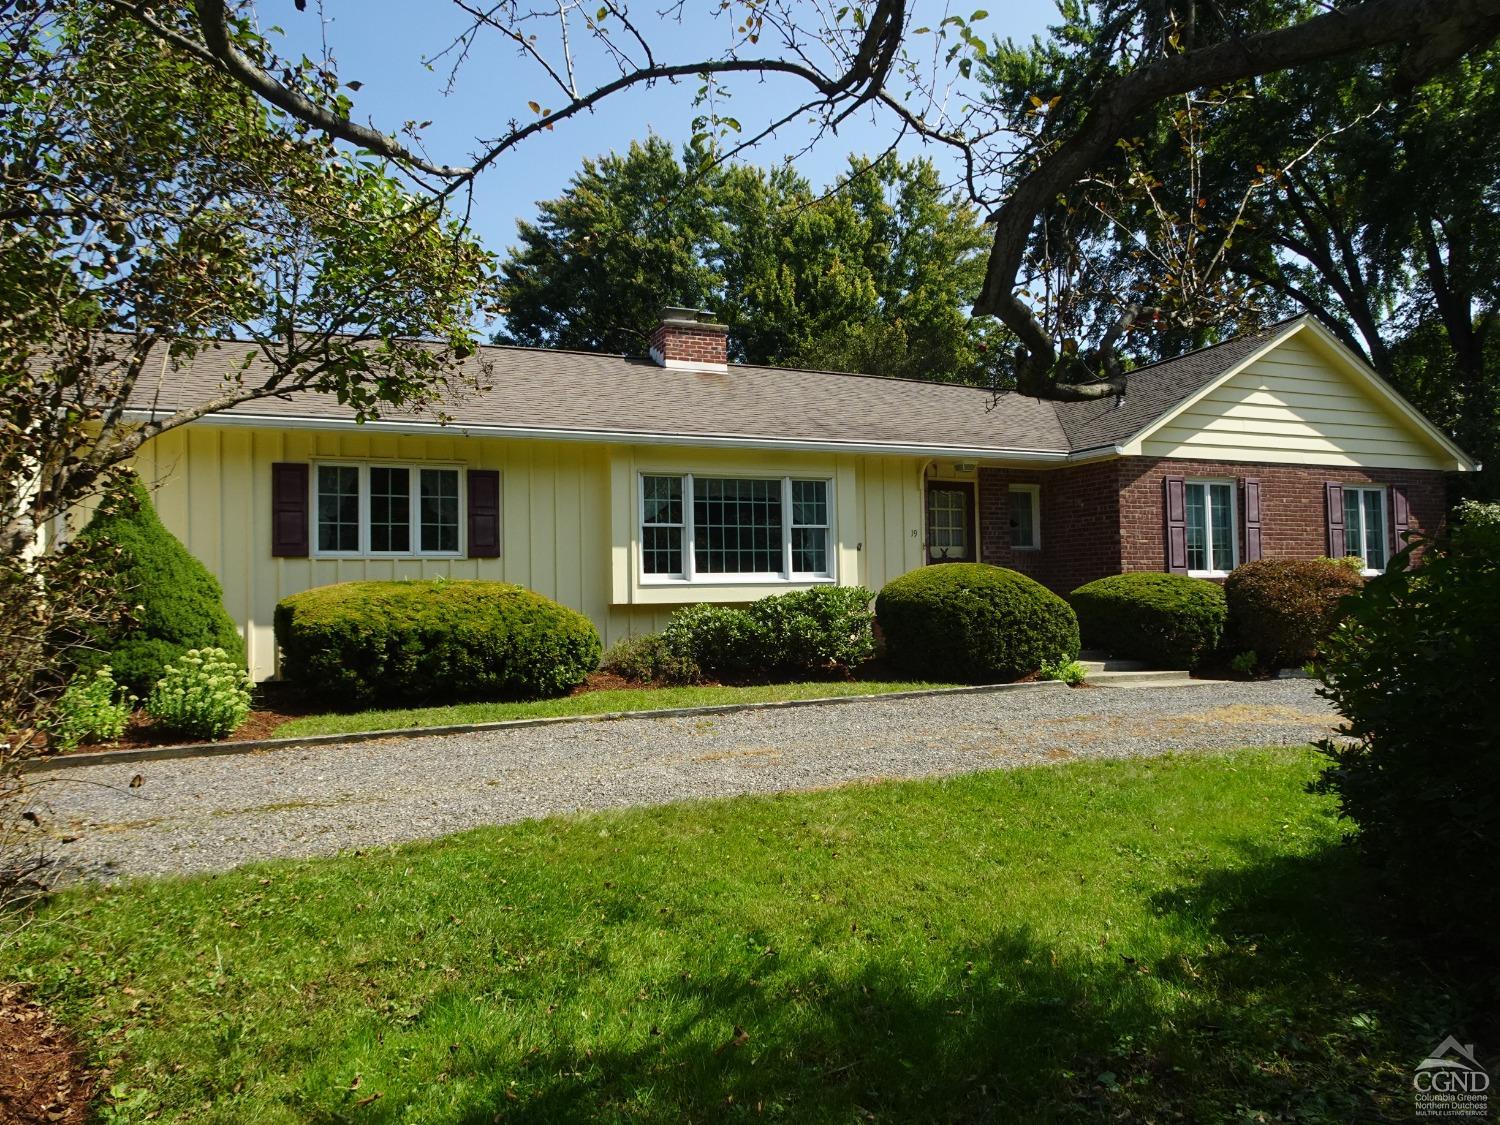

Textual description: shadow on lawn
[363,843,1483,1124]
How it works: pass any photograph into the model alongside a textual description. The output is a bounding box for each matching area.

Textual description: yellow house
[121,310,1474,681]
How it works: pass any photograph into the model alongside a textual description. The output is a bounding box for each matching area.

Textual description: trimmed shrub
[46,667,133,751]
[875,564,1079,683]
[601,633,703,686]
[606,588,876,686]
[1224,559,1364,668]
[274,580,601,705]
[1068,573,1226,667]
[654,587,877,682]
[77,476,244,695]
[661,604,760,679]
[1316,555,1367,576]
[747,586,876,674]
[145,647,252,741]
[1314,514,1500,956]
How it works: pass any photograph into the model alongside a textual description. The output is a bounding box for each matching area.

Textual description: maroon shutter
[271,462,309,558]
[1391,485,1410,552]
[1164,476,1188,574]
[467,469,501,558]
[1241,478,1263,562]
[1325,482,1346,558]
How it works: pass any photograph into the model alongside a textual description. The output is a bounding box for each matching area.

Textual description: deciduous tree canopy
[125,0,1500,401]
[496,140,1002,383]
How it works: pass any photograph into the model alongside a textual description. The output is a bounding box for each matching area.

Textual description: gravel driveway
[28,679,1336,881]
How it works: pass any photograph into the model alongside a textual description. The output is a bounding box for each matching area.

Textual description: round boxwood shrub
[1069,573,1227,667]
[77,475,245,695]
[1223,558,1364,668]
[274,579,601,705]
[875,563,1079,683]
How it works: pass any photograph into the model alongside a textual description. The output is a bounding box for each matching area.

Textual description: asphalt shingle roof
[123,318,1307,455]
[1050,318,1302,451]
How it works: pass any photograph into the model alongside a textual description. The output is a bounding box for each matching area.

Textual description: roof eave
[122,408,1072,462]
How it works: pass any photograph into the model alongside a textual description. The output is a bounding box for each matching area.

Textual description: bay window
[640,474,833,582]
[1185,480,1236,575]
[1342,485,1388,573]
[313,463,463,557]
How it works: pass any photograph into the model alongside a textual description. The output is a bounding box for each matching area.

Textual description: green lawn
[273,680,960,738]
[3,747,1469,1123]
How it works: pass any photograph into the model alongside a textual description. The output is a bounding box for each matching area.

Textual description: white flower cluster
[146,648,253,741]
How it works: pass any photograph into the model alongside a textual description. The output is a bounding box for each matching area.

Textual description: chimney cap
[657,306,726,330]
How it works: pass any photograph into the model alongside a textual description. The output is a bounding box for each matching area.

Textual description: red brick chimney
[648,307,728,372]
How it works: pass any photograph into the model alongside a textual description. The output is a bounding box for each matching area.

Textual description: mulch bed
[0,987,94,1125]
[43,664,942,756]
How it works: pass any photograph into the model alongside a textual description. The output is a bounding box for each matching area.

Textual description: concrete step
[1078,658,1152,673]
[1085,669,1196,688]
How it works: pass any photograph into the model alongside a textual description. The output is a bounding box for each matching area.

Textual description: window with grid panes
[1342,486,1388,572]
[640,475,832,581]
[1184,480,1236,574]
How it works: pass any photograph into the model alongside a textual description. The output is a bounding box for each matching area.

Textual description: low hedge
[1069,573,1227,667]
[274,580,600,705]
[644,586,876,683]
[1224,559,1364,668]
[875,564,1078,683]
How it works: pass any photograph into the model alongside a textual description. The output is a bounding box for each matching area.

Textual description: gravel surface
[28,679,1336,881]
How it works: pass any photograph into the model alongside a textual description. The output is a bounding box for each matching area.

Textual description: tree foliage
[981,6,1497,466]
[0,1,499,560]
[1314,505,1500,957]
[98,0,1500,403]
[496,140,1001,383]
[0,0,499,753]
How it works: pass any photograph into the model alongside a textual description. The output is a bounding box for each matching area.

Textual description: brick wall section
[1116,457,1449,572]
[649,322,728,366]
[976,458,1451,593]
[978,462,1123,595]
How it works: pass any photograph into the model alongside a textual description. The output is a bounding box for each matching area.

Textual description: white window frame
[311,460,466,560]
[1185,478,1238,578]
[1008,484,1041,551]
[1342,484,1389,576]
[638,472,836,585]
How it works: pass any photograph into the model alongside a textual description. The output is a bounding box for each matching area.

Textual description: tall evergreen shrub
[77,476,245,694]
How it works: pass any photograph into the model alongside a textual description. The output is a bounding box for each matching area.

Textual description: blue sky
[273,0,1059,260]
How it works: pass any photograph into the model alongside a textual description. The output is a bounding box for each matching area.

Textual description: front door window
[927,485,974,563]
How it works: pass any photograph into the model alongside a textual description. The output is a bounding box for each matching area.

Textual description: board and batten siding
[1138,332,1458,470]
[129,425,929,681]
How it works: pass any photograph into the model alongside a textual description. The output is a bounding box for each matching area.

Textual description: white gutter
[122,408,1078,463]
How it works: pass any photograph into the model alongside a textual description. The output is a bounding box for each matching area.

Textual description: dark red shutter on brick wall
[1164,476,1188,574]
[1241,478,1263,562]
[271,462,309,558]
[1391,485,1410,552]
[1325,482,1346,558]
[467,469,501,558]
